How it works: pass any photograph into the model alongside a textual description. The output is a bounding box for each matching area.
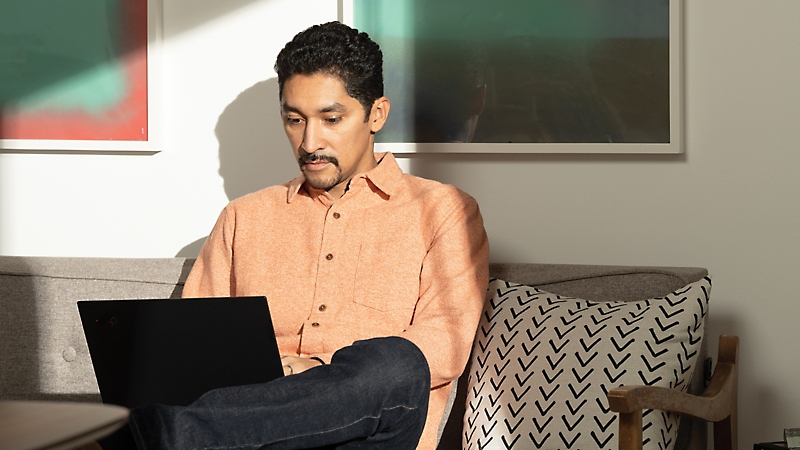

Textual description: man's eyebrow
[281,102,348,115]
[281,103,301,114]
[320,103,347,114]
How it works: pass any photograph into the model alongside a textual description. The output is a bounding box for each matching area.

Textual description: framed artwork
[341,0,683,154]
[0,0,162,152]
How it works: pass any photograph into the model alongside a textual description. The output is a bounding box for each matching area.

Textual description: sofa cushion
[463,276,711,450]
[0,257,194,401]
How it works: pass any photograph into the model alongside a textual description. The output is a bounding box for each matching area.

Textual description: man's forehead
[280,73,359,114]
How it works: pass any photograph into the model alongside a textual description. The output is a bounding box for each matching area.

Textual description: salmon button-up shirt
[183,152,489,450]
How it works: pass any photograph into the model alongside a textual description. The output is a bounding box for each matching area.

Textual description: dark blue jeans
[127,337,430,450]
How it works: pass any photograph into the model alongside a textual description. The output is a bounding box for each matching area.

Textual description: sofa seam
[0,271,186,286]
[494,270,699,288]
[540,271,692,285]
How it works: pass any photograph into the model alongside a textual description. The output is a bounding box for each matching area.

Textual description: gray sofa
[0,257,732,450]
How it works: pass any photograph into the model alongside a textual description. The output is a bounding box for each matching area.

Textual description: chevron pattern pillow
[463,276,712,450]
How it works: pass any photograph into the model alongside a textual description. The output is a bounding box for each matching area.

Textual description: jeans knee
[362,337,428,377]
[335,337,431,399]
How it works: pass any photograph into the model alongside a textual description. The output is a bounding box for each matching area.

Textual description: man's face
[281,73,389,199]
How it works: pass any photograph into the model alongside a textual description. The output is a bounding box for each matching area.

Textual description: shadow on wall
[176,78,298,257]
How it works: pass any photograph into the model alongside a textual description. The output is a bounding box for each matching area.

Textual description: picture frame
[0,0,163,153]
[340,0,683,154]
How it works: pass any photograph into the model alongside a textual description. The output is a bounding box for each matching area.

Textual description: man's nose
[302,122,324,153]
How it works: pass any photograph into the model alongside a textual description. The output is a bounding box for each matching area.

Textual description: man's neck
[326,154,381,200]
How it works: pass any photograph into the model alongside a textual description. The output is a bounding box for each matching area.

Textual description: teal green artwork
[354,0,671,144]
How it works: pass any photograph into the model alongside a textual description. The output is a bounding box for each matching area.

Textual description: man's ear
[369,97,390,133]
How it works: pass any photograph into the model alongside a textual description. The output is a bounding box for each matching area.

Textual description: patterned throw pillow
[463,277,711,450]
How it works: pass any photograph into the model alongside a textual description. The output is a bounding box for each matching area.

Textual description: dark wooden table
[0,401,129,450]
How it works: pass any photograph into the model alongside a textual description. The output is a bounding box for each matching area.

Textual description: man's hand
[281,355,323,376]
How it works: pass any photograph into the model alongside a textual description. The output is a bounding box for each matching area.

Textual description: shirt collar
[361,152,402,198]
[286,152,402,203]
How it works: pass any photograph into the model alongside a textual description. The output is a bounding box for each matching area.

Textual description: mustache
[299,153,339,166]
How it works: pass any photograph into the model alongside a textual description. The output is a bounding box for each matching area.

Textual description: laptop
[78,296,284,409]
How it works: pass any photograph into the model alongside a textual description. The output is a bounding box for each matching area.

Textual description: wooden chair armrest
[607,362,735,421]
[606,335,739,450]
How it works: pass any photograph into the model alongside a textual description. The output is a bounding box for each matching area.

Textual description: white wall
[1,1,799,448]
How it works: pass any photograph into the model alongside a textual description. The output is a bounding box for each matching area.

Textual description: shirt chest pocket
[353,241,422,313]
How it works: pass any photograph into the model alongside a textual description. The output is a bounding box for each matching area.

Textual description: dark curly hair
[275,22,383,121]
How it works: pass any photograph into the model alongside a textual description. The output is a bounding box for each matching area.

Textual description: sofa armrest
[607,335,739,450]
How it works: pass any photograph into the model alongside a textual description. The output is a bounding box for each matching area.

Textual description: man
[122,21,488,450]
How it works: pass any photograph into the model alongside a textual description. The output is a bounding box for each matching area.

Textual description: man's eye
[326,116,342,124]
[286,117,302,124]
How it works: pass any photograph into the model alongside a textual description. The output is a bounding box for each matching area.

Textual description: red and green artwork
[0,0,148,141]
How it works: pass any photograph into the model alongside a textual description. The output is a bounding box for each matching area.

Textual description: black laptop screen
[79,296,283,409]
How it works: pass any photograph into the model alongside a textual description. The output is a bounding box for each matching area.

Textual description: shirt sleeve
[183,205,237,298]
[402,192,490,389]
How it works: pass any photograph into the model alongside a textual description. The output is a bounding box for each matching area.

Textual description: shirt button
[318,304,327,311]
[333,212,341,219]
[325,253,333,261]
[311,322,320,327]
